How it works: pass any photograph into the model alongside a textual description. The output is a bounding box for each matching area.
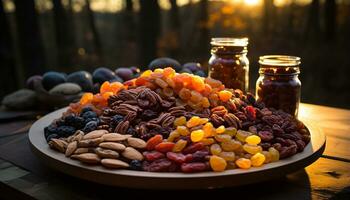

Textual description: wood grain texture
[300,103,350,161]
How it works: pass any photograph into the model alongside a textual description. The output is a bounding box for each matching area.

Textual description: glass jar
[208,38,249,92]
[256,55,301,117]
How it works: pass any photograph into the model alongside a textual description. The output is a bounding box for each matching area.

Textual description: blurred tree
[263,0,275,33]
[14,0,46,76]
[139,0,160,67]
[85,0,103,64]
[305,0,320,40]
[169,0,180,57]
[196,0,209,57]
[0,0,18,97]
[126,0,133,11]
[52,0,76,69]
[325,0,336,40]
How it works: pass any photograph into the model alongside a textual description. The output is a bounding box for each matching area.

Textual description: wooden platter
[29,107,326,189]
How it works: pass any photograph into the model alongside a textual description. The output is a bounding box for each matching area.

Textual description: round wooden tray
[29,107,326,189]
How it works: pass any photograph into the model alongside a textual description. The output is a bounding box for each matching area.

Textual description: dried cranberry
[245,106,256,120]
[143,151,165,161]
[181,162,208,173]
[182,143,204,154]
[166,152,187,163]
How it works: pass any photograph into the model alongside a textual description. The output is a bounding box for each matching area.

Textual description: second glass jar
[208,37,249,92]
[256,55,301,117]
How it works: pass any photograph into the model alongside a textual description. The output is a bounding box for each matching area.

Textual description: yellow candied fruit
[172,139,188,152]
[201,138,215,146]
[268,147,280,162]
[210,155,227,172]
[174,116,187,127]
[251,153,266,167]
[210,144,222,155]
[191,130,204,142]
[243,144,263,155]
[203,122,215,137]
[219,151,235,161]
[198,118,209,125]
[201,97,210,108]
[221,139,242,151]
[214,134,231,142]
[262,151,272,164]
[218,90,233,102]
[167,130,180,142]
[224,127,237,136]
[236,158,251,169]
[176,126,190,136]
[141,70,152,77]
[216,125,225,134]
[186,116,201,128]
[235,130,252,143]
[245,135,261,145]
[154,68,164,73]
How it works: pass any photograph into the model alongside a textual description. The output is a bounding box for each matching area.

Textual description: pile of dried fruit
[44,67,310,172]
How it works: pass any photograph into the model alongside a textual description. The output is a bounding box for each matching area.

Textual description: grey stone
[2,89,37,109]
[49,83,82,95]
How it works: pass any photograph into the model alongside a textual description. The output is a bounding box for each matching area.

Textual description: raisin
[181,162,207,173]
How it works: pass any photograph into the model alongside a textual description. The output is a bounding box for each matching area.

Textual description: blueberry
[115,68,134,81]
[82,121,98,133]
[44,125,58,138]
[67,71,93,92]
[57,126,76,137]
[26,75,42,90]
[84,117,100,124]
[42,71,67,91]
[183,62,201,72]
[111,114,124,124]
[194,70,206,77]
[92,67,116,84]
[148,57,182,72]
[81,106,93,114]
[81,111,98,119]
[64,114,85,129]
[46,134,59,142]
[129,160,142,171]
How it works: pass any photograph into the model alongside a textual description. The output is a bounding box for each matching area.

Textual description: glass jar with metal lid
[256,55,301,117]
[208,37,249,92]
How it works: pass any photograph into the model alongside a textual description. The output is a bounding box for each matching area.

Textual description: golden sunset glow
[243,0,261,6]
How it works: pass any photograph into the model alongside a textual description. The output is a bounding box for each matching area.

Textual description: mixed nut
[44,67,310,172]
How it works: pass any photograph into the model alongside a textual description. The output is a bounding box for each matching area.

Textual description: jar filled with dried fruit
[256,55,301,118]
[208,37,249,92]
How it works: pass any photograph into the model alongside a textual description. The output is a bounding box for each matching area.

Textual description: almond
[122,147,143,161]
[101,159,129,169]
[101,133,129,142]
[78,137,104,147]
[127,137,147,149]
[74,148,90,154]
[99,142,126,151]
[72,130,84,142]
[49,138,66,153]
[71,153,100,164]
[65,141,78,157]
[83,130,108,140]
[95,147,119,159]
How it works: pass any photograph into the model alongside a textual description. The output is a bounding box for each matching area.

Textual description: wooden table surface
[0,103,349,199]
